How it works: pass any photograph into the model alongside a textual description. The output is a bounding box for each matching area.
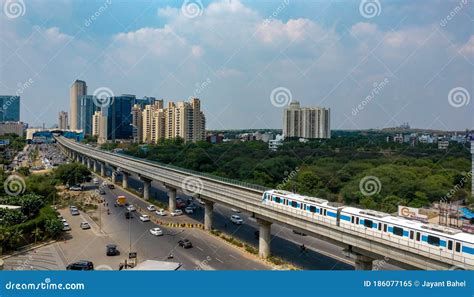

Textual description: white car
[155,209,167,216]
[231,208,241,213]
[171,209,183,217]
[127,205,136,212]
[150,227,163,236]
[139,215,150,222]
[231,215,243,225]
[147,205,156,211]
[93,178,99,184]
[184,207,194,214]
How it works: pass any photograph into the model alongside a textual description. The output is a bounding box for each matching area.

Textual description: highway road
[87,176,271,270]
[108,170,359,270]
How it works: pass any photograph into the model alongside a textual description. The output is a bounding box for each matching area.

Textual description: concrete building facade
[283,101,330,139]
[69,80,87,131]
[58,111,68,130]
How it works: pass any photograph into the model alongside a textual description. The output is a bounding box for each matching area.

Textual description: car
[171,209,183,217]
[107,184,115,189]
[66,260,94,271]
[62,222,71,231]
[231,208,241,213]
[184,207,194,214]
[80,222,91,230]
[125,212,132,219]
[96,188,106,195]
[150,227,163,236]
[146,205,156,211]
[106,244,119,256]
[139,215,150,222]
[127,205,136,212]
[230,215,243,225]
[176,200,186,209]
[293,230,307,236]
[187,204,198,211]
[155,209,167,216]
[178,239,193,249]
[93,178,99,184]
[70,185,83,191]
[69,205,77,210]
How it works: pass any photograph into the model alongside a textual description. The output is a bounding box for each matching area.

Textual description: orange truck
[115,196,127,207]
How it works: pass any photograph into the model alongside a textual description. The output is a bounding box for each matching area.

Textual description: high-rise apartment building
[107,94,135,141]
[138,98,205,144]
[93,109,108,144]
[69,80,87,130]
[58,111,68,130]
[131,104,143,143]
[0,96,20,122]
[78,95,97,135]
[283,101,330,139]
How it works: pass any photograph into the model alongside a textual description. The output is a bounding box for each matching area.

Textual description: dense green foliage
[0,134,26,165]
[54,163,91,185]
[124,131,472,212]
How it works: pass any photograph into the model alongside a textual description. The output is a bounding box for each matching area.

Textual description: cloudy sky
[0,0,472,130]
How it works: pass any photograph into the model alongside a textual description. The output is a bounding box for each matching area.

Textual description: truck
[115,196,127,207]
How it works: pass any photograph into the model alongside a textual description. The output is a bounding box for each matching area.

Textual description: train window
[364,219,373,228]
[274,197,281,203]
[351,216,354,224]
[448,240,453,251]
[356,217,359,225]
[290,201,298,208]
[378,223,382,231]
[323,209,327,216]
[383,224,387,232]
[409,231,414,240]
[416,232,420,241]
[455,242,461,252]
[427,235,440,246]
[309,206,317,213]
[393,226,404,237]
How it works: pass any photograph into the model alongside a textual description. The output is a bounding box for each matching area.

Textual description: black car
[106,244,119,256]
[66,260,94,270]
[178,239,193,249]
[125,212,132,219]
[108,184,115,189]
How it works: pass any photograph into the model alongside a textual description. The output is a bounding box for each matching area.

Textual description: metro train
[262,189,474,267]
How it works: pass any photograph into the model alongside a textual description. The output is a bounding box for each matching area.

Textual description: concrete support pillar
[203,199,214,231]
[354,255,373,271]
[87,158,92,170]
[167,187,177,212]
[93,160,98,173]
[111,169,117,184]
[81,155,86,165]
[257,218,272,258]
[100,162,105,177]
[141,177,151,200]
[122,172,129,189]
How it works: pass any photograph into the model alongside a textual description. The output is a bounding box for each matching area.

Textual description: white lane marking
[215,258,224,263]
[196,246,204,252]
[229,254,238,260]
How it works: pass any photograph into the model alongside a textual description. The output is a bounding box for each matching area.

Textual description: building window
[393,226,404,237]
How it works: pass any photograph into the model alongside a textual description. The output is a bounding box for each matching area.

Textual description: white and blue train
[262,189,474,267]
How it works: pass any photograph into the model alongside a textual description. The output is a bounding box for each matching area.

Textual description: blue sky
[0,0,473,130]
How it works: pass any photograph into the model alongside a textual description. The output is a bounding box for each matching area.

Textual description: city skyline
[1,0,472,131]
